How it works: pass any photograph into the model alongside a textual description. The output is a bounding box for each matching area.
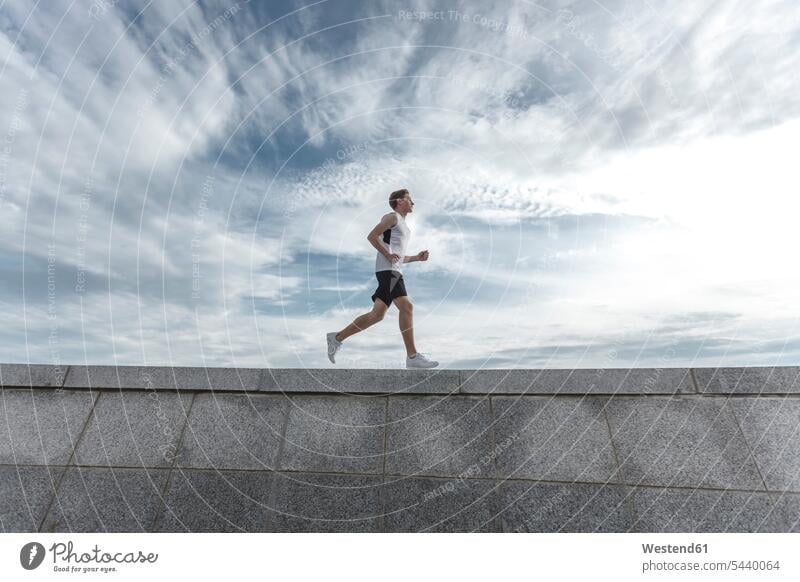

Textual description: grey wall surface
[1,364,798,532]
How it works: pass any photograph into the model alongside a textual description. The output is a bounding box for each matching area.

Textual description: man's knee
[371,302,387,320]
[397,299,413,313]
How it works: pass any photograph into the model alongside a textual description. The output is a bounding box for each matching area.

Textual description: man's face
[399,194,413,213]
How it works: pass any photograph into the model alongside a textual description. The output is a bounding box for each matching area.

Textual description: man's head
[389,188,413,214]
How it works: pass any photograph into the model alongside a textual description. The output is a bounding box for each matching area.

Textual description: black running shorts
[371,270,407,307]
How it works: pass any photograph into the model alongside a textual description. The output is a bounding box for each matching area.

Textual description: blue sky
[0,0,798,369]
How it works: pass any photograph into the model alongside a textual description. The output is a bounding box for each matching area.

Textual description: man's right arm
[367,213,397,260]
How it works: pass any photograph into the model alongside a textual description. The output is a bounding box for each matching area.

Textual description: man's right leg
[335,298,388,342]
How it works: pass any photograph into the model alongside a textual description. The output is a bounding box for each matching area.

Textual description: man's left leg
[393,295,417,357]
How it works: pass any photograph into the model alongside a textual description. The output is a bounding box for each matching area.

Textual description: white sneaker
[326,332,342,363]
[406,351,438,369]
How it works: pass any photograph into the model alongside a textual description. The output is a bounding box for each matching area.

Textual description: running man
[326,188,439,368]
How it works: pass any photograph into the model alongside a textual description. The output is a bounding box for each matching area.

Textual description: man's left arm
[403,250,429,263]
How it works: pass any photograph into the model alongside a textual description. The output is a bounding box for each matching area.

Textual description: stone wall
[1,364,798,532]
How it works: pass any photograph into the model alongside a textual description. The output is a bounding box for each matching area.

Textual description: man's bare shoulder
[381,211,398,225]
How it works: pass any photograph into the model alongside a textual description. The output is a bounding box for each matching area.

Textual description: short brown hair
[389,188,409,209]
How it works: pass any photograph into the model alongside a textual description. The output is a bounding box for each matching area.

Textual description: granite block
[73,391,193,467]
[64,365,262,391]
[279,395,385,474]
[606,397,764,490]
[41,466,169,532]
[269,472,384,532]
[694,366,800,394]
[492,396,618,483]
[0,465,63,532]
[461,367,692,395]
[381,475,499,532]
[769,493,800,532]
[386,396,493,478]
[0,364,68,388]
[259,368,459,394]
[632,487,786,532]
[154,469,276,532]
[175,393,286,470]
[0,389,97,465]
[496,481,634,532]
[729,398,800,492]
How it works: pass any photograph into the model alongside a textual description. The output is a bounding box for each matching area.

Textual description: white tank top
[375,211,411,273]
